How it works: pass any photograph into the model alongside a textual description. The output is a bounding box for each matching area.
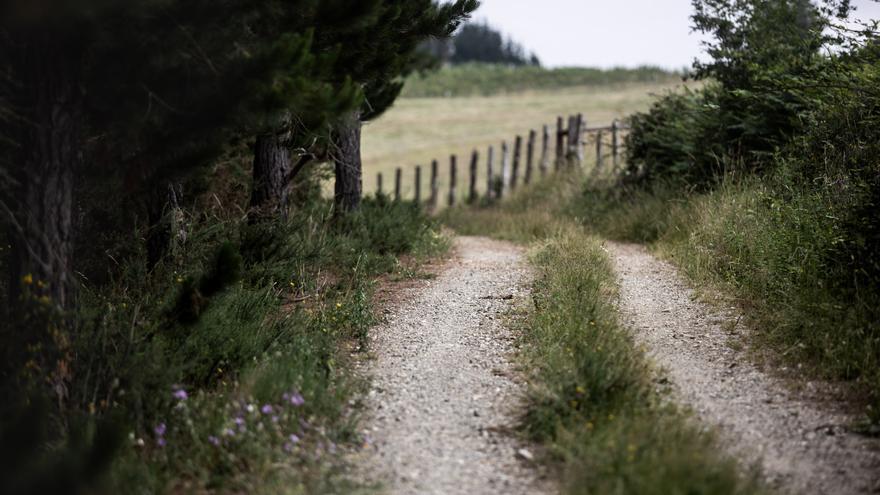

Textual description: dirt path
[354,237,547,495]
[607,241,880,495]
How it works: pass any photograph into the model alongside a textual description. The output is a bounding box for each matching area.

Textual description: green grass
[401,64,682,98]
[574,177,880,423]
[444,173,765,494]
[362,81,693,205]
[3,190,448,494]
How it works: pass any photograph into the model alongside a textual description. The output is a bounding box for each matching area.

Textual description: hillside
[400,63,683,98]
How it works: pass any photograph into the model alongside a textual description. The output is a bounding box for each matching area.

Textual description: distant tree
[419,37,456,64]
[450,21,540,66]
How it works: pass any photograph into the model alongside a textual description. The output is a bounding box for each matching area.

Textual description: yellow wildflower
[22,274,33,285]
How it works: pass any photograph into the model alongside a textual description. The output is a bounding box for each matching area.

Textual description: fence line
[377,114,629,208]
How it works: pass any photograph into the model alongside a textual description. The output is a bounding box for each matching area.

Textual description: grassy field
[361,81,690,202]
[400,64,682,98]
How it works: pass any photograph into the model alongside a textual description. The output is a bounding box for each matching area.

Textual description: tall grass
[2,194,447,494]
[444,174,764,493]
[574,176,880,422]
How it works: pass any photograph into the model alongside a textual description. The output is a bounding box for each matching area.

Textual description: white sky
[471,0,880,69]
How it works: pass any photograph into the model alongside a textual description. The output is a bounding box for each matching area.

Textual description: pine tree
[245,0,377,221]
[328,0,479,212]
[0,0,352,309]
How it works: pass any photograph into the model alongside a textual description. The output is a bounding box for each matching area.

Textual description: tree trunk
[2,31,83,406]
[248,133,291,222]
[6,33,83,314]
[333,111,363,213]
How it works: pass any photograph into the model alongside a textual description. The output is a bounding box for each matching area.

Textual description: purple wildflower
[223,428,235,437]
[208,436,220,446]
[172,386,188,401]
[154,423,167,437]
[289,392,305,407]
[157,438,166,447]
[261,404,273,415]
[234,416,245,426]
[289,433,300,444]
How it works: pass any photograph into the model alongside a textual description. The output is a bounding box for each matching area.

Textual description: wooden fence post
[448,154,457,207]
[611,120,620,169]
[499,140,509,199]
[555,116,565,170]
[525,129,536,184]
[575,114,585,166]
[415,165,422,203]
[511,135,522,190]
[540,124,550,177]
[377,172,383,195]
[468,150,479,204]
[567,115,578,166]
[596,130,604,170]
[394,167,402,201]
[430,159,439,209]
[486,145,495,200]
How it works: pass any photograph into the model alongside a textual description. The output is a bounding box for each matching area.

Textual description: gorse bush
[625,86,725,187]
[626,0,865,187]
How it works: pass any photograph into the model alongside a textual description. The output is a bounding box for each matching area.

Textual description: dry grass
[360,82,691,202]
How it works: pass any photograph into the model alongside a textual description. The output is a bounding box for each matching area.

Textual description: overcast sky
[472,0,880,69]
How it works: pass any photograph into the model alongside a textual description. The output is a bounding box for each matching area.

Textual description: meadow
[361,80,691,202]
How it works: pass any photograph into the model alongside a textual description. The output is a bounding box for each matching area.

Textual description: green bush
[606,0,880,420]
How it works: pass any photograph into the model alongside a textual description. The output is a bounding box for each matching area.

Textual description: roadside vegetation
[443,175,765,494]
[401,64,682,98]
[4,158,447,493]
[0,1,474,493]
[576,0,880,422]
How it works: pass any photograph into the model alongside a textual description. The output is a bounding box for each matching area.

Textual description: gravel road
[354,236,548,495]
[607,241,880,495]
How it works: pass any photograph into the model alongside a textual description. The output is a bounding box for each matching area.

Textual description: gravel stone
[608,241,880,495]
[355,236,549,495]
